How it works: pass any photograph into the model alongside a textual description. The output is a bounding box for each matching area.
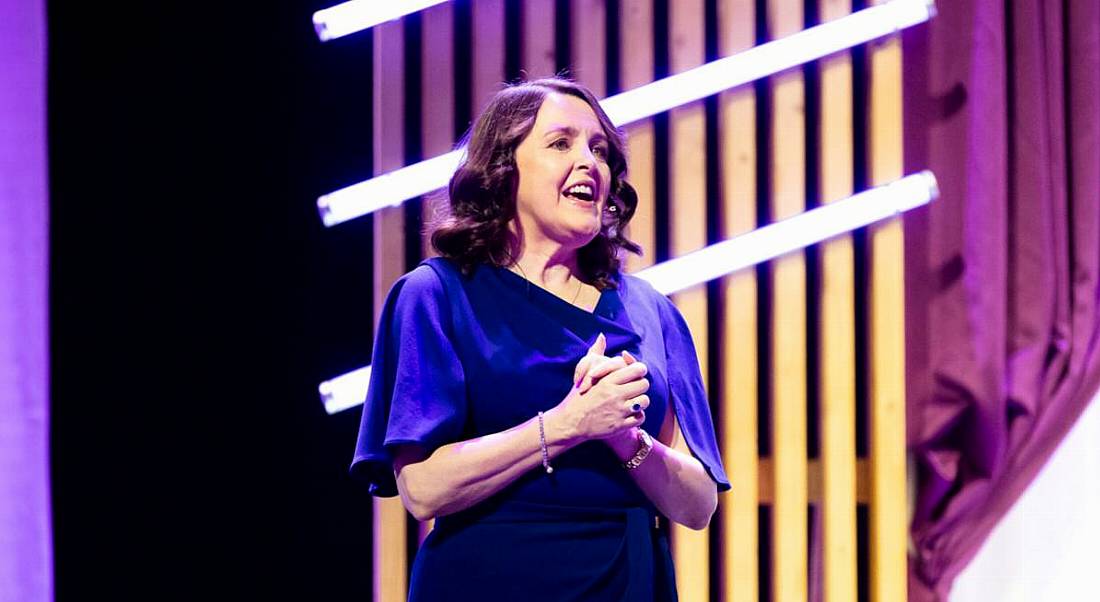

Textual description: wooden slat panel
[420,2,455,261]
[716,1,758,601]
[522,0,556,79]
[570,0,606,97]
[667,1,709,600]
[471,0,505,113]
[766,1,808,601]
[620,0,655,272]
[866,1,908,598]
[372,21,408,602]
[817,2,858,602]
[757,458,869,505]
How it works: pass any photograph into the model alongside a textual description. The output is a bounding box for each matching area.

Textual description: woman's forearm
[396,352,652,521]
[607,433,718,530]
[397,411,716,528]
[394,407,579,521]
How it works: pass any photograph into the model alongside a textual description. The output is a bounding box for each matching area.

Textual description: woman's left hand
[577,348,645,448]
[577,348,639,392]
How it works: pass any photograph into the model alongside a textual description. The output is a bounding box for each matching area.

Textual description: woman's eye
[551,139,570,151]
[592,145,609,160]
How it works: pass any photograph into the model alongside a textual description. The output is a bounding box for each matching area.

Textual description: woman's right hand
[550,334,651,442]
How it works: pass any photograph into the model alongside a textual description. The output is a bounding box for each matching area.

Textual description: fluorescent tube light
[320,365,374,415]
[318,150,463,227]
[314,0,452,42]
[636,171,938,294]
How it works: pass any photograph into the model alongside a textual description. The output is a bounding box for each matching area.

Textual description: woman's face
[512,92,613,251]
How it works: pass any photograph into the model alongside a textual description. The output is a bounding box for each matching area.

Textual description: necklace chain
[513,262,584,307]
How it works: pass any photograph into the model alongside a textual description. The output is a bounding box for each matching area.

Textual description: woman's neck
[510,247,581,289]
[506,223,585,288]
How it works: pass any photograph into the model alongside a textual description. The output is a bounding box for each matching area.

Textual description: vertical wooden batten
[817,1,858,601]
[416,4,455,543]
[420,2,455,262]
[372,19,409,602]
[667,1,710,600]
[765,1,809,601]
[716,1,759,600]
[619,0,656,272]
[570,0,607,97]
[866,0,908,599]
[471,0,506,114]
[521,0,557,79]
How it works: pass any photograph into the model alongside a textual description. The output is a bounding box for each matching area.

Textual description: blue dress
[352,258,729,602]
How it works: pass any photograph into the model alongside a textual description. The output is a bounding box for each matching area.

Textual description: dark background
[48,1,380,598]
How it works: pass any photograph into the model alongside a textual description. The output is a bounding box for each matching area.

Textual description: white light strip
[636,171,938,295]
[318,150,464,227]
[319,171,939,414]
[320,365,373,415]
[317,0,936,228]
[313,0,451,42]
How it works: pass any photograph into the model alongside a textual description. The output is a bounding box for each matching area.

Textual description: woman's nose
[573,144,597,167]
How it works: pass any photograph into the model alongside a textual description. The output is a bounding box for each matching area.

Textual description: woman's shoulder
[618,271,672,308]
[619,271,693,334]
[383,261,452,312]
[385,258,479,321]
[392,258,461,295]
[394,263,440,294]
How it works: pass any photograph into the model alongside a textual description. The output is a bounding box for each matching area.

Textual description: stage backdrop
[0,0,51,600]
[336,1,912,601]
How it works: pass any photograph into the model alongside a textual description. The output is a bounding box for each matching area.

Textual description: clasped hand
[554,333,650,446]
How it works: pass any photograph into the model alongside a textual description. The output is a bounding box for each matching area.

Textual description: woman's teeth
[564,184,594,201]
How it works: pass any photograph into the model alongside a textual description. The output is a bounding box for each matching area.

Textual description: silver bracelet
[537,411,553,474]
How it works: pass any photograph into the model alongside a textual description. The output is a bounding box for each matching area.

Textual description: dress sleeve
[659,296,731,492]
[349,265,467,497]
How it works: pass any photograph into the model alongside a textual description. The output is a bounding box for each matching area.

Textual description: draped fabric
[414,500,676,602]
[904,1,1100,599]
[0,0,51,599]
[352,257,727,600]
[352,258,729,498]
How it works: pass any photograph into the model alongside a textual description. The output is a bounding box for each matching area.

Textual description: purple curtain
[0,0,51,600]
[904,1,1100,600]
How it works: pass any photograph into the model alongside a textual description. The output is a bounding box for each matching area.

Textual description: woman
[351,78,729,601]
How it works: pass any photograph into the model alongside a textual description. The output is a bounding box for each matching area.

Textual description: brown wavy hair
[429,77,642,290]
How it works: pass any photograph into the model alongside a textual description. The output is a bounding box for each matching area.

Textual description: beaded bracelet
[537,411,553,474]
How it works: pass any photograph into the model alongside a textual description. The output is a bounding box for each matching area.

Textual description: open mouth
[562,183,596,203]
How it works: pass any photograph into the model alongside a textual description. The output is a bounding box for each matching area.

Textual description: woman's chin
[571,227,601,248]
[546,226,600,251]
